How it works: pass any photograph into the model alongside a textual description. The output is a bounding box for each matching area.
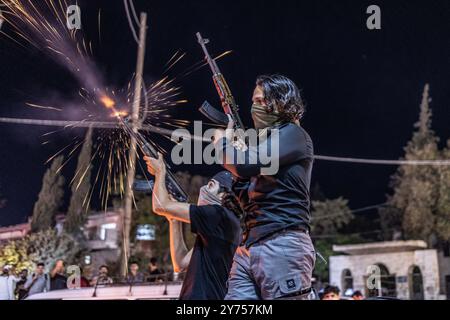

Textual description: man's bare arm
[144,154,193,272]
[169,219,193,273]
[146,154,191,223]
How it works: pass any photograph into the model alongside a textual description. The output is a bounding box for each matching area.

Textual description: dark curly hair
[221,189,244,220]
[256,74,305,122]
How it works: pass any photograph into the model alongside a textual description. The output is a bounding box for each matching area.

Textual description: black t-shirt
[179,204,241,300]
[147,268,163,282]
[50,273,67,291]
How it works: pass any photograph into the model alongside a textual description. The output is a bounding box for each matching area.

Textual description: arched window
[409,265,424,300]
[341,269,353,293]
[366,263,397,298]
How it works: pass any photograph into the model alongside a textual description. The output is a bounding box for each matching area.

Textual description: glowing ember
[2,0,192,211]
[112,111,128,118]
[100,95,116,109]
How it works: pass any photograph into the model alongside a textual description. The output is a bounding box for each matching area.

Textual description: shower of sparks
[0,0,103,93]
[1,0,234,212]
[0,0,193,211]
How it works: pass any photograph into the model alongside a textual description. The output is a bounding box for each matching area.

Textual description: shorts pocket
[279,273,303,295]
[263,272,308,299]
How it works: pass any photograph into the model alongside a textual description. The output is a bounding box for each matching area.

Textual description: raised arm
[144,153,190,223]
[214,122,312,178]
[23,275,33,290]
[168,219,192,273]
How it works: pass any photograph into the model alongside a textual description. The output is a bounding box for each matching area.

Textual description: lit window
[136,224,156,241]
[100,223,117,240]
[84,255,91,265]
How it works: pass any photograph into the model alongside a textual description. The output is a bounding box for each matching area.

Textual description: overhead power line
[123,0,139,44]
[0,117,449,166]
[312,203,387,221]
[314,155,450,166]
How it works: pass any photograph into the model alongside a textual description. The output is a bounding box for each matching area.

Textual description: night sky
[0,0,449,227]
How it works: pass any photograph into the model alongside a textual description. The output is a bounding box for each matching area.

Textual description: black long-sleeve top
[218,122,314,247]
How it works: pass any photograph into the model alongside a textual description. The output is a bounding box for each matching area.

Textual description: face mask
[197,185,222,206]
[251,103,281,129]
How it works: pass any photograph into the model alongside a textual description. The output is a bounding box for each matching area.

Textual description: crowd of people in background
[2,258,370,301]
[0,257,165,300]
[1,259,372,301]
[318,285,364,300]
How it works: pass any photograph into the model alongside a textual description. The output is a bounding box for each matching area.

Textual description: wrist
[155,168,166,176]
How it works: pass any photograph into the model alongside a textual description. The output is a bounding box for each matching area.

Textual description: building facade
[77,210,123,272]
[329,240,450,300]
[1,210,124,272]
[0,222,31,244]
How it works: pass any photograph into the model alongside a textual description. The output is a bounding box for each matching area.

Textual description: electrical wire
[312,203,387,220]
[123,0,139,44]
[314,155,450,166]
[128,0,140,26]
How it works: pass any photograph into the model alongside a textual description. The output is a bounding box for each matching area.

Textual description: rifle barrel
[120,117,189,202]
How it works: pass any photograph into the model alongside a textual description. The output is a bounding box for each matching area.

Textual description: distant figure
[147,257,163,282]
[352,290,364,300]
[15,269,29,300]
[125,262,144,284]
[91,265,114,286]
[23,263,50,298]
[78,267,90,288]
[50,260,67,291]
[0,265,16,300]
[321,285,341,300]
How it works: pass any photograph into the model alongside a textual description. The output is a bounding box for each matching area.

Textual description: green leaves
[30,155,65,233]
[311,197,353,236]
[0,229,84,272]
[381,85,450,245]
[64,127,93,234]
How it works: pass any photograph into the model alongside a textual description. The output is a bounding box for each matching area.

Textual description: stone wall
[437,252,450,297]
[329,249,442,300]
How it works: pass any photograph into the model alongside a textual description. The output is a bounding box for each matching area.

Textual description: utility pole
[0,7,4,30]
[120,12,147,277]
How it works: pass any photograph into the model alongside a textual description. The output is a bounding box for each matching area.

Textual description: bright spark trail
[2,117,448,166]
[0,117,210,142]
[0,0,196,210]
[3,0,446,215]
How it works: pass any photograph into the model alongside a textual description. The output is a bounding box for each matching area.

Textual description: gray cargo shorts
[225,229,316,300]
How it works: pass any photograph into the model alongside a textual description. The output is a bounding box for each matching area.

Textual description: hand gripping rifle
[196,32,245,131]
[121,117,189,202]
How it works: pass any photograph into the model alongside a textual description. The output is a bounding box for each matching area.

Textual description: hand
[212,129,225,142]
[225,115,235,141]
[168,194,178,202]
[212,116,235,143]
[232,138,248,151]
[55,260,64,270]
[144,152,166,176]
[226,114,235,130]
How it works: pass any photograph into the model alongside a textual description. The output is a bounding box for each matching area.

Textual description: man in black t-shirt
[146,257,163,282]
[50,260,67,291]
[144,154,242,300]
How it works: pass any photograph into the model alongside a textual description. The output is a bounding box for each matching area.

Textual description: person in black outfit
[50,259,67,291]
[146,257,163,282]
[213,74,315,300]
[144,154,242,300]
[15,269,29,300]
